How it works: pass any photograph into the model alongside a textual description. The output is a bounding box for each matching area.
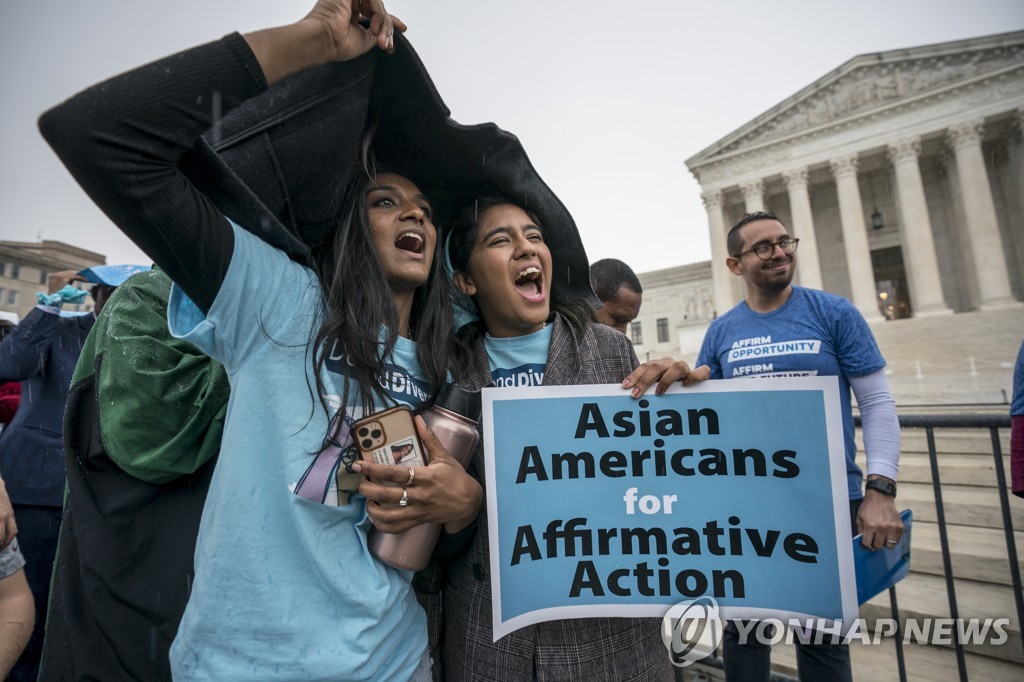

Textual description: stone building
[0,240,106,321]
[634,30,1024,362]
[630,262,713,362]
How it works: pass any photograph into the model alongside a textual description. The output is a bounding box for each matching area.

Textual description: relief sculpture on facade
[730,45,1021,151]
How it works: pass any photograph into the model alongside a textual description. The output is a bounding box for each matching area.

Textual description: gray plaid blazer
[419,315,675,681]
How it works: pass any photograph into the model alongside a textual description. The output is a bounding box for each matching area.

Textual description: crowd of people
[13,1,703,679]
[1,1,1019,681]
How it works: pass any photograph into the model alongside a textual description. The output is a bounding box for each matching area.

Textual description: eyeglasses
[735,236,799,260]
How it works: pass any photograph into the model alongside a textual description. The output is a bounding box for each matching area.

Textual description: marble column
[737,180,765,303]
[741,180,765,213]
[741,179,765,214]
[829,154,884,321]
[782,168,823,290]
[887,137,953,316]
[701,189,737,315]
[947,119,1021,309]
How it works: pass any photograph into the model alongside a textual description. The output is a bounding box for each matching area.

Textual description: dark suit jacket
[0,306,94,506]
[434,315,675,682]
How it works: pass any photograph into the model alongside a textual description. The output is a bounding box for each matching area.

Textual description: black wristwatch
[865,478,897,497]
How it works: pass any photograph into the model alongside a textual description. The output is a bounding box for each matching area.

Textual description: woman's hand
[305,0,407,60]
[245,0,407,85]
[356,416,482,535]
[621,358,711,397]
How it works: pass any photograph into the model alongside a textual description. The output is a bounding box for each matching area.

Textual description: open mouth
[395,231,425,255]
[514,266,544,299]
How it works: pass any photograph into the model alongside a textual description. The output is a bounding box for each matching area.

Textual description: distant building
[688,30,1024,321]
[633,31,1024,362]
[631,262,713,362]
[0,240,106,320]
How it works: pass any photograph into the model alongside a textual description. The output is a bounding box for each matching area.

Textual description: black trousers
[721,499,861,682]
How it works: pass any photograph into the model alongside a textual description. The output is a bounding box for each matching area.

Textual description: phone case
[352,406,428,484]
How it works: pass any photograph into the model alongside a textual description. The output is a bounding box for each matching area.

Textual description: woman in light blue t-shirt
[40,1,481,679]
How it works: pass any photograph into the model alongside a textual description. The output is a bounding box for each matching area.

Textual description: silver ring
[885,538,898,546]
[406,467,416,486]
[399,488,409,507]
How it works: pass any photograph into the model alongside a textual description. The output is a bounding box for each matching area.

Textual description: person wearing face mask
[0,267,143,682]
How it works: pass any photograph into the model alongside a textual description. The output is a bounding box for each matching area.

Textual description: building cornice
[638,261,711,288]
[0,241,106,272]
[686,31,1024,182]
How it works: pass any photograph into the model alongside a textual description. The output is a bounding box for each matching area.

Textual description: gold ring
[399,488,409,507]
[406,467,416,486]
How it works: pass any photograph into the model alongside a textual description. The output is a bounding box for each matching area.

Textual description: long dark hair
[307,137,455,416]
[447,195,592,375]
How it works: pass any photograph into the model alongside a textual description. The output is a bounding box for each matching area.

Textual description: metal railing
[886,414,1022,682]
[686,413,1020,682]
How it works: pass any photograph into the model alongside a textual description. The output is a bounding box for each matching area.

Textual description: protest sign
[482,376,858,641]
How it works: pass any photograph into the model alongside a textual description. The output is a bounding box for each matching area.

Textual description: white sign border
[482,376,857,641]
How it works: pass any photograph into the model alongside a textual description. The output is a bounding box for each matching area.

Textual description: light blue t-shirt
[485,325,553,387]
[167,225,428,681]
[696,286,885,500]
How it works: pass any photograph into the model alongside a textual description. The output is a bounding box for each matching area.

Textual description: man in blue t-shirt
[697,211,903,682]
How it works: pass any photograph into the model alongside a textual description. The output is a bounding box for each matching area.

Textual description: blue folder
[853,508,913,605]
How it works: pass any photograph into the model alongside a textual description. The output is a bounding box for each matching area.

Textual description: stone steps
[896,482,1024,529]
[765,630,1024,681]
[896,453,1012,488]
[866,310,1024,375]
[863,308,1023,408]
[861,573,1022,664]
[908,521,1024,587]
[681,627,1024,681]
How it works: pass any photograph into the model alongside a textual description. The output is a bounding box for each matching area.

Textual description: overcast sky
[2,1,1022,275]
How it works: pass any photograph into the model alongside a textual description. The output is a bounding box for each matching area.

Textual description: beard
[754,258,795,293]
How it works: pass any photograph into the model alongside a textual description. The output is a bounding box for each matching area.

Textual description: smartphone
[352,406,428,483]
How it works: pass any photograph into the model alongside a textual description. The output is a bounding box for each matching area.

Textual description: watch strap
[865,478,897,497]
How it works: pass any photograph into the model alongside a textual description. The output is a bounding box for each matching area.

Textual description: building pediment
[687,31,1024,174]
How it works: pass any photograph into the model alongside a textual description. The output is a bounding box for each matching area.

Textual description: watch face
[867,479,896,496]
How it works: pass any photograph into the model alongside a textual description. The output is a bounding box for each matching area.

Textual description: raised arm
[0,307,58,383]
[38,0,403,313]
[38,35,263,312]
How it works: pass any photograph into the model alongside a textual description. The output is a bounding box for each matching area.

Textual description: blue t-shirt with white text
[486,325,553,388]
[696,286,885,499]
